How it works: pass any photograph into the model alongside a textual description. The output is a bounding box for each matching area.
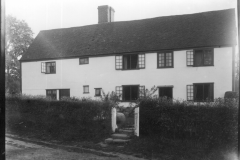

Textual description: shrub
[6,94,113,141]
[138,96,238,150]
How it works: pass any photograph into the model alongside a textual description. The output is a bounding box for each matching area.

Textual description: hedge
[6,95,113,141]
[138,97,238,149]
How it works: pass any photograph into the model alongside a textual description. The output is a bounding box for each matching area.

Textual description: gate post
[111,108,117,132]
[134,107,139,136]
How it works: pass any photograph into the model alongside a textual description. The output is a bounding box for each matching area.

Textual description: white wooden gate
[111,108,117,132]
[134,107,139,136]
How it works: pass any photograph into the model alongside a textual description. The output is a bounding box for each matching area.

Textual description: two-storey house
[20,6,236,106]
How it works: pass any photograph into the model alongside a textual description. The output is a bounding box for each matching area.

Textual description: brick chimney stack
[98,5,115,23]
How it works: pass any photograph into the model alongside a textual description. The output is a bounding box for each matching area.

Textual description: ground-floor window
[83,85,89,94]
[116,85,145,101]
[59,89,70,100]
[95,88,102,96]
[123,85,139,101]
[187,83,214,102]
[46,90,57,100]
[158,87,173,99]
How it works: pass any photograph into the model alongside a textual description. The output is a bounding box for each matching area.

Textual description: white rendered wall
[22,47,233,105]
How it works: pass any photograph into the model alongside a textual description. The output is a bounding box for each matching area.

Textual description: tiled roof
[21,9,236,61]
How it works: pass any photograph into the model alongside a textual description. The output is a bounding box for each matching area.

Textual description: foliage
[137,94,238,151]
[6,94,113,141]
[5,15,34,94]
[101,90,121,108]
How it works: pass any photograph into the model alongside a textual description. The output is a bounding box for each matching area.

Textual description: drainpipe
[232,46,236,92]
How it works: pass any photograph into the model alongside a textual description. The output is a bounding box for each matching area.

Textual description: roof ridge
[39,8,235,33]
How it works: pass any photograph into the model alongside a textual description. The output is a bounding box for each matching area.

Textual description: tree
[5,15,34,94]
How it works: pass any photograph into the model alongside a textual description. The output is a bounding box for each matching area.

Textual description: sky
[5,0,238,38]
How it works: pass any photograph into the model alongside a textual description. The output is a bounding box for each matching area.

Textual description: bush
[6,94,113,141]
[138,96,238,150]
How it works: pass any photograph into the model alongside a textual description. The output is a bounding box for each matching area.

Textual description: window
[116,85,145,101]
[123,85,139,101]
[59,89,70,100]
[186,49,213,66]
[46,90,57,100]
[186,85,194,101]
[116,56,123,70]
[138,54,145,69]
[115,54,145,70]
[139,86,145,99]
[158,87,173,99]
[79,57,89,65]
[116,86,123,100]
[41,62,56,74]
[186,51,194,66]
[83,85,89,93]
[157,51,173,68]
[187,83,214,102]
[95,88,102,96]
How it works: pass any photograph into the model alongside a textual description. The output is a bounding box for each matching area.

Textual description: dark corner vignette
[0,0,6,159]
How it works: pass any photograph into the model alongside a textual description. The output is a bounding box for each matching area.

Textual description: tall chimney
[98,5,115,23]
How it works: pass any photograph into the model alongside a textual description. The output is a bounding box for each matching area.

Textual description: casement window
[79,57,89,65]
[59,89,70,100]
[157,51,173,68]
[116,85,145,101]
[158,86,173,99]
[41,62,56,74]
[186,85,194,101]
[115,53,145,70]
[186,48,214,66]
[46,90,57,100]
[187,83,214,102]
[95,88,102,96]
[83,85,89,94]
[116,86,123,100]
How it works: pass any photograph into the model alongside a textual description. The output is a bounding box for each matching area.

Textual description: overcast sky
[6,0,237,38]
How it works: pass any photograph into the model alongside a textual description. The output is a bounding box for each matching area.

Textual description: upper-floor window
[157,51,173,68]
[95,88,102,97]
[79,57,89,65]
[115,53,145,70]
[187,83,214,102]
[41,62,56,74]
[187,48,213,66]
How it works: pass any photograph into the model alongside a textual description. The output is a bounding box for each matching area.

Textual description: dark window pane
[59,89,70,100]
[95,88,101,96]
[83,86,89,93]
[80,58,89,64]
[123,86,131,100]
[123,54,138,70]
[203,51,213,65]
[131,86,138,100]
[194,84,203,101]
[194,83,213,102]
[123,86,139,101]
[131,54,138,69]
[46,90,57,100]
[194,50,203,66]
[123,55,130,69]
[159,87,172,99]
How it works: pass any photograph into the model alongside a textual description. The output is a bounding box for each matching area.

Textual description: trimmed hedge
[6,95,113,141]
[138,97,238,149]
